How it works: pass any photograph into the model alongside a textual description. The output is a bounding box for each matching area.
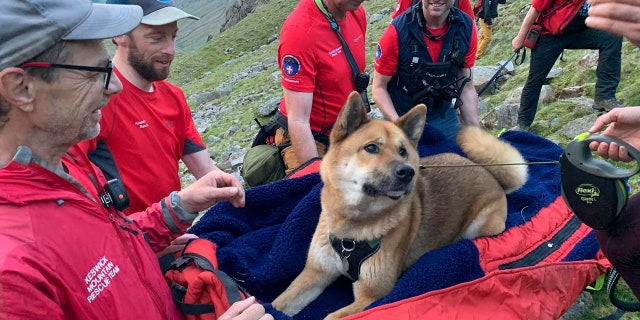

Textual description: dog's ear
[330,91,370,143]
[395,104,427,147]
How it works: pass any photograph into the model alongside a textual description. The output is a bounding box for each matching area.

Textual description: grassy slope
[169,0,640,318]
[174,0,230,53]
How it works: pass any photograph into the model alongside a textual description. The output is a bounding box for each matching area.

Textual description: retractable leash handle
[560,134,640,230]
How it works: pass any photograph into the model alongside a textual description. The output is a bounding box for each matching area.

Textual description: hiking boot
[593,98,623,112]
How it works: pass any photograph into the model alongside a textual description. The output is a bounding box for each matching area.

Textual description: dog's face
[321,92,427,212]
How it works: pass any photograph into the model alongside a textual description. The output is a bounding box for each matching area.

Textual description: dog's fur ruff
[271,92,528,319]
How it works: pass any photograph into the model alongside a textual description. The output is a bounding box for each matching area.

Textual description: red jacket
[533,0,585,35]
[0,145,193,319]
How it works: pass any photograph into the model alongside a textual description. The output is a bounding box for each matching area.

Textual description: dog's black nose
[395,164,415,182]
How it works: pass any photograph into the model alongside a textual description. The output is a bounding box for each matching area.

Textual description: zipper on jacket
[107,210,169,318]
[108,212,139,236]
[498,215,582,270]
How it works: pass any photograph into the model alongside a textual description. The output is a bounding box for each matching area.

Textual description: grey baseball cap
[0,0,143,70]
[106,0,199,26]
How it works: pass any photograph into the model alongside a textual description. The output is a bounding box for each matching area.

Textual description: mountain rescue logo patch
[375,44,382,60]
[282,55,301,77]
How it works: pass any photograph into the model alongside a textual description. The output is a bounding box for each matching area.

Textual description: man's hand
[586,0,640,47]
[155,233,198,257]
[177,170,245,213]
[218,296,274,320]
[588,106,640,162]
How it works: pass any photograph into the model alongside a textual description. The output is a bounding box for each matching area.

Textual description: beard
[127,41,171,82]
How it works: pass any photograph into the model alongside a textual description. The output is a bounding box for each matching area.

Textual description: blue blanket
[190,128,599,319]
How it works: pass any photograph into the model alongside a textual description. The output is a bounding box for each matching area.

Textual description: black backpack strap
[313,0,371,112]
[170,283,216,315]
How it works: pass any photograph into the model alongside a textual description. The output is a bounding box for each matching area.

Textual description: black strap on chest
[329,234,381,282]
[313,0,371,112]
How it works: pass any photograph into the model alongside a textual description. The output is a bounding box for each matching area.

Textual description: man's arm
[130,169,245,252]
[512,6,540,51]
[458,67,479,126]
[182,149,219,179]
[372,71,400,121]
[283,88,318,165]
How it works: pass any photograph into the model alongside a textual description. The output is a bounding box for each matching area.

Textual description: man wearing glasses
[0,0,271,319]
[80,0,241,225]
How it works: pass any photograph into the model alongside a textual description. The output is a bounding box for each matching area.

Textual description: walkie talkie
[560,134,640,230]
[99,179,130,212]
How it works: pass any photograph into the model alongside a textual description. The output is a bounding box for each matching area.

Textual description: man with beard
[81,0,241,222]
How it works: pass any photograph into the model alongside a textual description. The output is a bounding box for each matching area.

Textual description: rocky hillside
[170,0,640,185]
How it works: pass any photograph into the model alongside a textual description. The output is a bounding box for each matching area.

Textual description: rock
[559,291,594,320]
[559,86,586,100]
[556,114,599,138]
[480,104,519,129]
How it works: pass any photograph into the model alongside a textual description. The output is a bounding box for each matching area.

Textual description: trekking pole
[477,48,526,97]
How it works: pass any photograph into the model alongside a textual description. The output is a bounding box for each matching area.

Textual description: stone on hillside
[194,89,232,106]
[560,97,595,110]
[369,13,384,23]
[368,108,384,120]
[559,291,594,320]
[541,85,555,104]
[472,65,501,94]
[207,135,221,144]
[258,97,281,116]
[556,114,599,138]
[559,86,586,99]
[477,98,488,115]
[271,70,281,81]
[547,67,563,79]
[496,59,515,73]
[225,125,240,137]
[579,52,599,69]
[505,85,554,105]
[263,57,277,69]
[480,104,519,129]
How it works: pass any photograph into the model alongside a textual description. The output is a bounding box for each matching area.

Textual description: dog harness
[329,234,381,282]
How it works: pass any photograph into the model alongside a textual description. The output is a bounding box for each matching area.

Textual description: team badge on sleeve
[282,55,301,77]
[375,44,382,60]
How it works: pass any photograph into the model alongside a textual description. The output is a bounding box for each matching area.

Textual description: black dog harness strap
[329,234,381,282]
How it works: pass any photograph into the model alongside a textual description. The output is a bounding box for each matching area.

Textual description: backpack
[163,238,250,320]
[241,117,287,187]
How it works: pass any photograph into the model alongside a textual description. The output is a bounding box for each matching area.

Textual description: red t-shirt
[374,18,477,76]
[80,68,205,214]
[392,0,475,20]
[532,0,585,35]
[278,0,367,133]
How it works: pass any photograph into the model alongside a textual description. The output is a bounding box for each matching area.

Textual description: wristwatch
[169,191,195,216]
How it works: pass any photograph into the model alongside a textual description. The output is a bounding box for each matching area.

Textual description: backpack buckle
[170,256,194,271]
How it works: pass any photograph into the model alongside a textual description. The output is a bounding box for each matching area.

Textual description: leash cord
[477,49,525,96]
[419,161,559,169]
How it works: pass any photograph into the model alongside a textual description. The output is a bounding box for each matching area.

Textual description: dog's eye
[364,144,379,154]
[399,147,408,158]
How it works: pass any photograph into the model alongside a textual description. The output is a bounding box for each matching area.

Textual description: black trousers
[518,28,622,127]
[596,192,640,300]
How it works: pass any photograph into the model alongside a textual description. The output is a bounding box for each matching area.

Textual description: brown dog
[271,92,528,319]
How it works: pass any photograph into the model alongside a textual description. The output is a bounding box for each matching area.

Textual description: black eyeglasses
[20,60,113,90]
